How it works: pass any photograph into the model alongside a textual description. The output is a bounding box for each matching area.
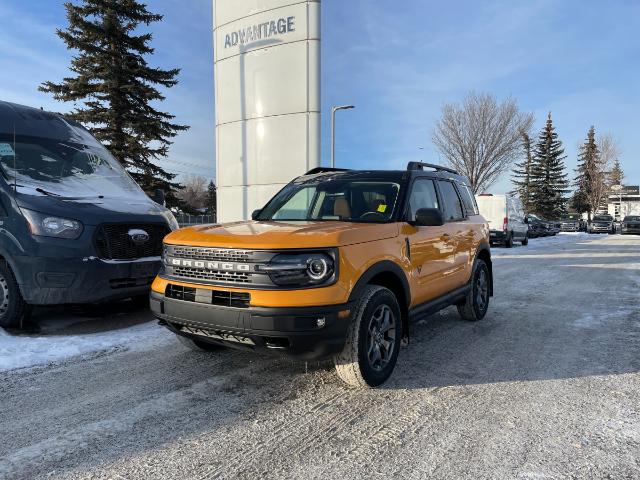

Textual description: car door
[437,179,472,287]
[401,177,457,305]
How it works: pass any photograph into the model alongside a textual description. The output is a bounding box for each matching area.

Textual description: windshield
[624,216,640,221]
[257,177,402,222]
[593,216,613,222]
[0,133,145,199]
[562,214,580,221]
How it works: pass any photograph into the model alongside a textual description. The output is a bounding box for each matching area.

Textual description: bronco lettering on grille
[169,258,251,272]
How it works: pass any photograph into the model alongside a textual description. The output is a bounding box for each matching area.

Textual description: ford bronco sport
[151,162,493,387]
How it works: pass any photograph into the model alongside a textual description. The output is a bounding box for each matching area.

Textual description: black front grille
[171,267,252,284]
[168,246,255,262]
[95,224,169,260]
[166,284,250,308]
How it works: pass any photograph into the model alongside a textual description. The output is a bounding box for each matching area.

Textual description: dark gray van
[0,101,178,327]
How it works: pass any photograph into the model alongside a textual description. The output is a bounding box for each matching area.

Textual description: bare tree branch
[432,92,534,193]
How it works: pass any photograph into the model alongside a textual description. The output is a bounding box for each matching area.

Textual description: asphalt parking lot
[1,233,639,479]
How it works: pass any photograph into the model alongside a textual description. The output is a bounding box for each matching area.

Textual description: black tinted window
[457,183,479,215]
[407,179,439,220]
[438,181,464,221]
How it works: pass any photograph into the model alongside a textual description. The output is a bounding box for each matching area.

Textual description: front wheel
[334,285,402,388]
[0,261,30,329]
[457,259,490,322]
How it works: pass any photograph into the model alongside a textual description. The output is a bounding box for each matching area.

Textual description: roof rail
[407,161,458,175]
[305,167,350,175]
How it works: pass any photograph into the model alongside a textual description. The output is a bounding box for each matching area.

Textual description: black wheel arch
[348,260,411,339]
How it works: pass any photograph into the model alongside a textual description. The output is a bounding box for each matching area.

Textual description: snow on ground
[490,232,596,256]
[0,313,171,372]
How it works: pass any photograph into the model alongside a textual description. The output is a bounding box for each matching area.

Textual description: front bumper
[589,225,612,232]
[622,225,640,234]
[560,224,579,232]
[489,230,507,242]
[150,291,353,360]
[14,255,160,305]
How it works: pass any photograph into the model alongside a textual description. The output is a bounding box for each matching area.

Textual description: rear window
[457,183,479,215]
[438,181,464,221]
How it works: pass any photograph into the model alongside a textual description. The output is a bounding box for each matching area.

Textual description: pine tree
[204,180,217,217]
[39,0,188,206]
[511,131,535,214]
[573,126,603,220]
[609,158,624,187]
[529,113,569,219]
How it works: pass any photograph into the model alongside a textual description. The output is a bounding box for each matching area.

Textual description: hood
[16,191,169,225]
[165,220,400,249]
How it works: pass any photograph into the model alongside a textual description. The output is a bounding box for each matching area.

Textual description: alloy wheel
[366,304,396,371]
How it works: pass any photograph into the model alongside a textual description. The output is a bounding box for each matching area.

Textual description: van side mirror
[524,217,529,224]
[251,209,261,220]
[414,208,444,227]
[153,188,166,206]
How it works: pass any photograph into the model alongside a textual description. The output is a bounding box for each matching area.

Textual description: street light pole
[331,105,355,168]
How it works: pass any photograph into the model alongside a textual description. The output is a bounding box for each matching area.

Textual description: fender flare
[348,260,411,310]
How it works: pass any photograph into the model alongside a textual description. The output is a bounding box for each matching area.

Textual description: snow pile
[0,321,170,372]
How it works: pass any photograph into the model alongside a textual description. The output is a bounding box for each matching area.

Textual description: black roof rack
[407,161,458,175]
[305,167,350,175]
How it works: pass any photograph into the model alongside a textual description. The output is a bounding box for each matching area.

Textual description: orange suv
[150,163,492,387]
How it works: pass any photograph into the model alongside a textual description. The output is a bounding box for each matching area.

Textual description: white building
[607,185,640,220]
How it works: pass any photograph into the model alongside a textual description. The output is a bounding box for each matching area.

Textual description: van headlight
[258,251,336,287]
[22,209,84,239]
[162,210,179,231]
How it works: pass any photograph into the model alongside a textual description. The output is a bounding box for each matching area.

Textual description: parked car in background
[588,214,615,234]
[560,213,584,232]
[526,214,552,237]
[475,194,528,247]
[621,215,640,235]
[0,100,178,328]
[547,221,561,236]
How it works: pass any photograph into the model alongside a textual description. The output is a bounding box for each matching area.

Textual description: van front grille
[95,224,169,260]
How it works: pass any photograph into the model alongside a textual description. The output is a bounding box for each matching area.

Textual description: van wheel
[334,285,402,388]
[521,233,529,246]
[457,259,490,322]
[0,261,30,329]
[505,233,513,248]
[177,334,225,352]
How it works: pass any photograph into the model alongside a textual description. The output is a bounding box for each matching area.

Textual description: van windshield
[0,133,144,199]
[257,177,402,223]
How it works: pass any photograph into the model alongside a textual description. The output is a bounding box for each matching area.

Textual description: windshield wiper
[35,187,61,197]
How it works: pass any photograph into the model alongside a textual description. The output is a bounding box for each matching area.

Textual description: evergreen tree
[573,126,603,220]
[511,131,535,214]
[39,0,188,206]
[204,180,217,217]
[609,158,624,187]
[529,113,569,219]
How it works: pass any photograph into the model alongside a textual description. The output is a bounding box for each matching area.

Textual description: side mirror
[524,217,529,224]
[251,209,261,220]
[414,208,444,227]
[153,188,165,206]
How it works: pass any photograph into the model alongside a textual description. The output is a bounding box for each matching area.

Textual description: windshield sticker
[377,204,387,213]
[0,143,15,157]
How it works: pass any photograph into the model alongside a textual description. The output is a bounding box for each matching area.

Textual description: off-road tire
[521,233,529,246]
[177,335,225,352]
[457,259,490,322]
[0,261,30,329]
[505,233,513,248]
[334,285,402,388]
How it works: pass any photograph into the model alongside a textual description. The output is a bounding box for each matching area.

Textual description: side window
[438,181,465,221]
[407,179,439,220]
[457,183,479,215]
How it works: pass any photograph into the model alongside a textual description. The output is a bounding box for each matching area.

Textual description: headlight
[258,251,336,287]
[162,210,179,231]
[21,208,83,239]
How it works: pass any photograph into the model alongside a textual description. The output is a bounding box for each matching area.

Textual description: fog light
[316,317,326,328]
